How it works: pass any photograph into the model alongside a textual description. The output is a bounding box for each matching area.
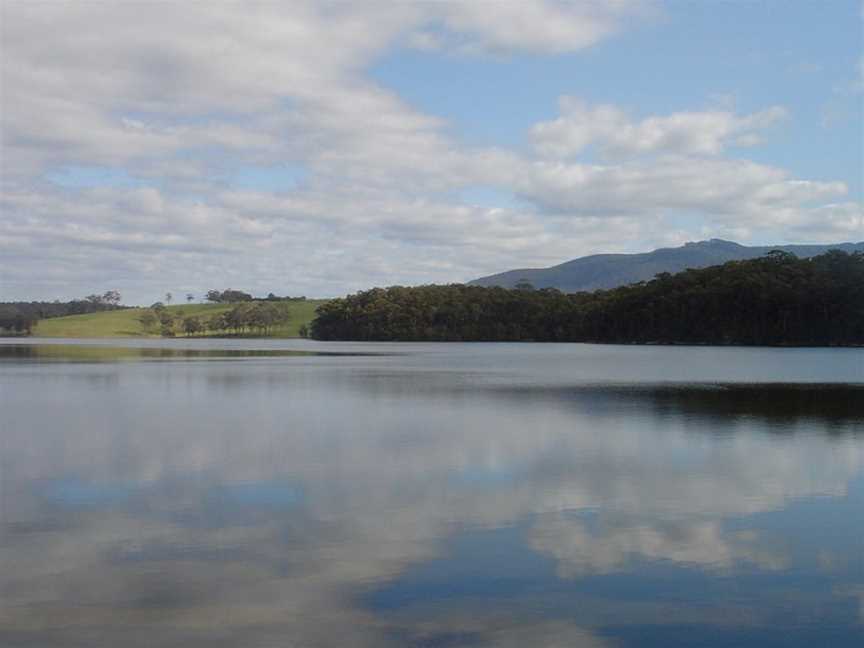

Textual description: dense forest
[311,250,864,346]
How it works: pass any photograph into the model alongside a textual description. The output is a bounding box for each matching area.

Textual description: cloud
[417,0,655,55]
[0,184,583,299]
[0,1,860,302]
[3,366,862,643]
[529,515,786,578]
[510,157,848,228]
[1,2,651,176]
[530,98,788,159]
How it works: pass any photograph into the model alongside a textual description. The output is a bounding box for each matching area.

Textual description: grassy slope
[32,301,328,338]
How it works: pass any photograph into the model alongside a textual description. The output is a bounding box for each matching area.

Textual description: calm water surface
[1,339,863,647]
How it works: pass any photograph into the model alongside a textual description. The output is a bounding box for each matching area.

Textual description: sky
[1,0,862,304]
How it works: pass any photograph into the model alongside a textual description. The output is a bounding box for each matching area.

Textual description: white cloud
[531,97,788,159]
[511,157,848,224]
[0,1,860,302]
[530,516,786,578]
[531,515,784,578]
[3,368,862,642]
[423,0,655,55]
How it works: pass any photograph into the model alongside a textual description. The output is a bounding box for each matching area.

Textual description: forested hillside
[469,239,864,292]
[312,250,864,346]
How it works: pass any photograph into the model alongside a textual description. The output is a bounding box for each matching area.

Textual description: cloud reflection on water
[1,345,863,646]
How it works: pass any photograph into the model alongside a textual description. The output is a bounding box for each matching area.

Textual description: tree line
[205,289,306,303]
[0,291,124,335]
[0,287,301,336]
[310,250,864,346]
[139,301,291,337]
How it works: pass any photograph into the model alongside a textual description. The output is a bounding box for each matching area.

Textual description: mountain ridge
[468,239,864,293]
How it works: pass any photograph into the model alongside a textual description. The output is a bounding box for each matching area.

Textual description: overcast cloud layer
[1,1,862,303]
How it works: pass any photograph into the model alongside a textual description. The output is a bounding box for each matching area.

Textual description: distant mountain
[468,239,864,293]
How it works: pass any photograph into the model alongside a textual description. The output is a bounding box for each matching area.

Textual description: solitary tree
[186,293,195,303]
[514,279,535,292]
[137,310,158,333]
[183,316,203,336]
[165,292,173,305]
[158,309,177,336]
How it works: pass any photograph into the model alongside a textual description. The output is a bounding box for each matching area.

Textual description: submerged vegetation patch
[0,344,391,363]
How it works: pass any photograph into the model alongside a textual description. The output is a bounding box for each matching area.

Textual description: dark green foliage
[159,302,291,337]
[0,306,37,335]
[264,292,306,301]
[205,289,254,303]
[137,310,158,333]
[0,292,126,335]
[205,289,305,303]
[157,309,178,337]
[514,279,535,292]
[311,251,864,346]
[182,316,203,336]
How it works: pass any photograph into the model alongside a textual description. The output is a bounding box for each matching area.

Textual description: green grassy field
[32,301,328,338]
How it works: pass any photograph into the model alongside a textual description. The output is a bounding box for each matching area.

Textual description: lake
[1,339,863,647]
